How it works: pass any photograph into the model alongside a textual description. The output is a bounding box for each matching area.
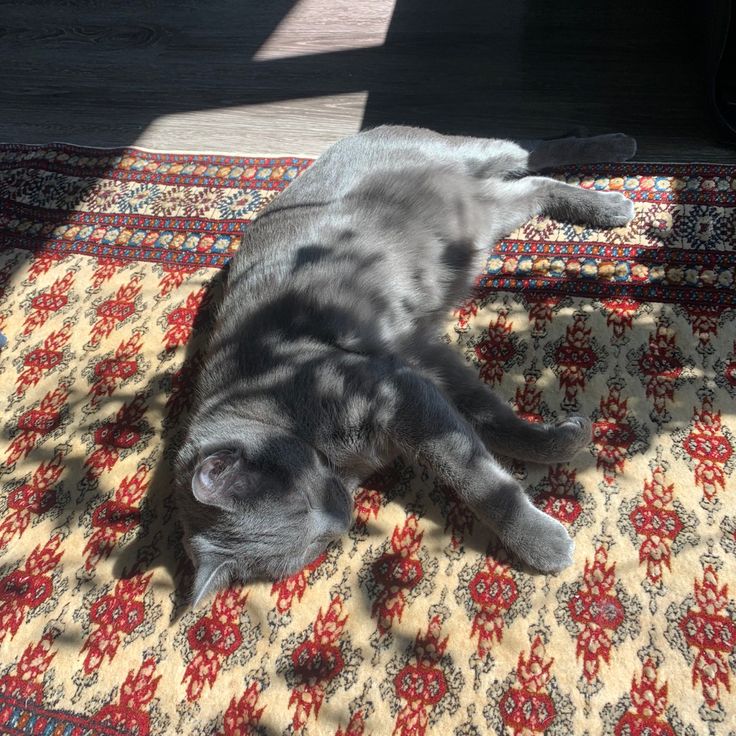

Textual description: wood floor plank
[1,0,734,161]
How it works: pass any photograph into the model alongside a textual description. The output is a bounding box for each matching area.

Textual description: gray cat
[176,126,637,606]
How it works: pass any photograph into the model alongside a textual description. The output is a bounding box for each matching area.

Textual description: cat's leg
[373,364,574,572]
[405,339,591,463]
[481,174,635,232]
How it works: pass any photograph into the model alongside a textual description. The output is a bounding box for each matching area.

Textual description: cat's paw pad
[596,191,635,228]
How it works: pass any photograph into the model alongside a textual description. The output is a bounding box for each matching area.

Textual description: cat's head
[176,421,352,606]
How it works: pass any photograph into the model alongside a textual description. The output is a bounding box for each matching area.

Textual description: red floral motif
[271,553,327,614]
[567,546,625,682]
[81,572,152,674]
[22,271,74,335]
[5,384,70,466]
[0,628,58,705]
[354,468,400,528]
[682,394,733,502]
[513,366,543,423]
[637,319,684,422]
[26,251,67,283]
[0,535,63,643]
[393,616,449,736]
[217,681,266,736]
[614,658,675,736]
[164,352,203,427]
[289,595,348,731]
[88,331,144,405]
[94,658,161,736]
[684,303,724,353]
[183,585,248,701]
[678,566,736,709]
[499,636,557,735]
[474,310,516,386]
[163,287,207,351]
[354,487,383,528]
[593,383,637,484]
[630,463,683,587]
[0,449,65,550]
[89,276,142,346]
[602,297,640,340]
[454,299,478,332]
[552,313,600,408]
[468,557,518,658]
[16,321,73,394]
[84,394,149,478]
[92,257,126,289]
[534,465,582,525]
[336,709,367,736]
[83,464,150,570]
[159,263,198,298]
[525,294,560,339]
[371,515,424,635]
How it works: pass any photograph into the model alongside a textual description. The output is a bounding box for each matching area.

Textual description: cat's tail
[518,132,637,171]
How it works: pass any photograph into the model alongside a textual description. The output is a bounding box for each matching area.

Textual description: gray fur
[176,126,637,605]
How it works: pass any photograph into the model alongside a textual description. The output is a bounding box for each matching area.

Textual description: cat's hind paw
[550,415,592,461]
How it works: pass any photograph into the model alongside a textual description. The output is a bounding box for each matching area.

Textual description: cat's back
[214,127,489,361]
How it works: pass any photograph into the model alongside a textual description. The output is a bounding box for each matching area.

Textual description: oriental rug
[0,144,734,736]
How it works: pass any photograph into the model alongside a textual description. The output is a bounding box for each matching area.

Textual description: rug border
[0,693,132,736]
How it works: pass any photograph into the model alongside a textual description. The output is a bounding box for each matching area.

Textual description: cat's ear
[192,451,246,509]
[190,554,229,607]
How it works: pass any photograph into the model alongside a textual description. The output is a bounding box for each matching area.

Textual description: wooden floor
[2,0,735,161]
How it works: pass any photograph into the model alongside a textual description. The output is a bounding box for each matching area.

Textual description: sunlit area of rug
[0,144,734,735]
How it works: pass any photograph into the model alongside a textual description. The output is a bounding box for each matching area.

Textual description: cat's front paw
[595,191,635,228]
[501,504,574,574]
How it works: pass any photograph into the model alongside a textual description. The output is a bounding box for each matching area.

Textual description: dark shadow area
[109,264,230,620]
[1,0,734,160]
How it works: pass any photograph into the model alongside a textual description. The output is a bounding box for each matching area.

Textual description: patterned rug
[0,143,735,736]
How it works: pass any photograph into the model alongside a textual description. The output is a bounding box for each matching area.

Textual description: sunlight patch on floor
[253,0,397,61]
[136,93,369,157]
